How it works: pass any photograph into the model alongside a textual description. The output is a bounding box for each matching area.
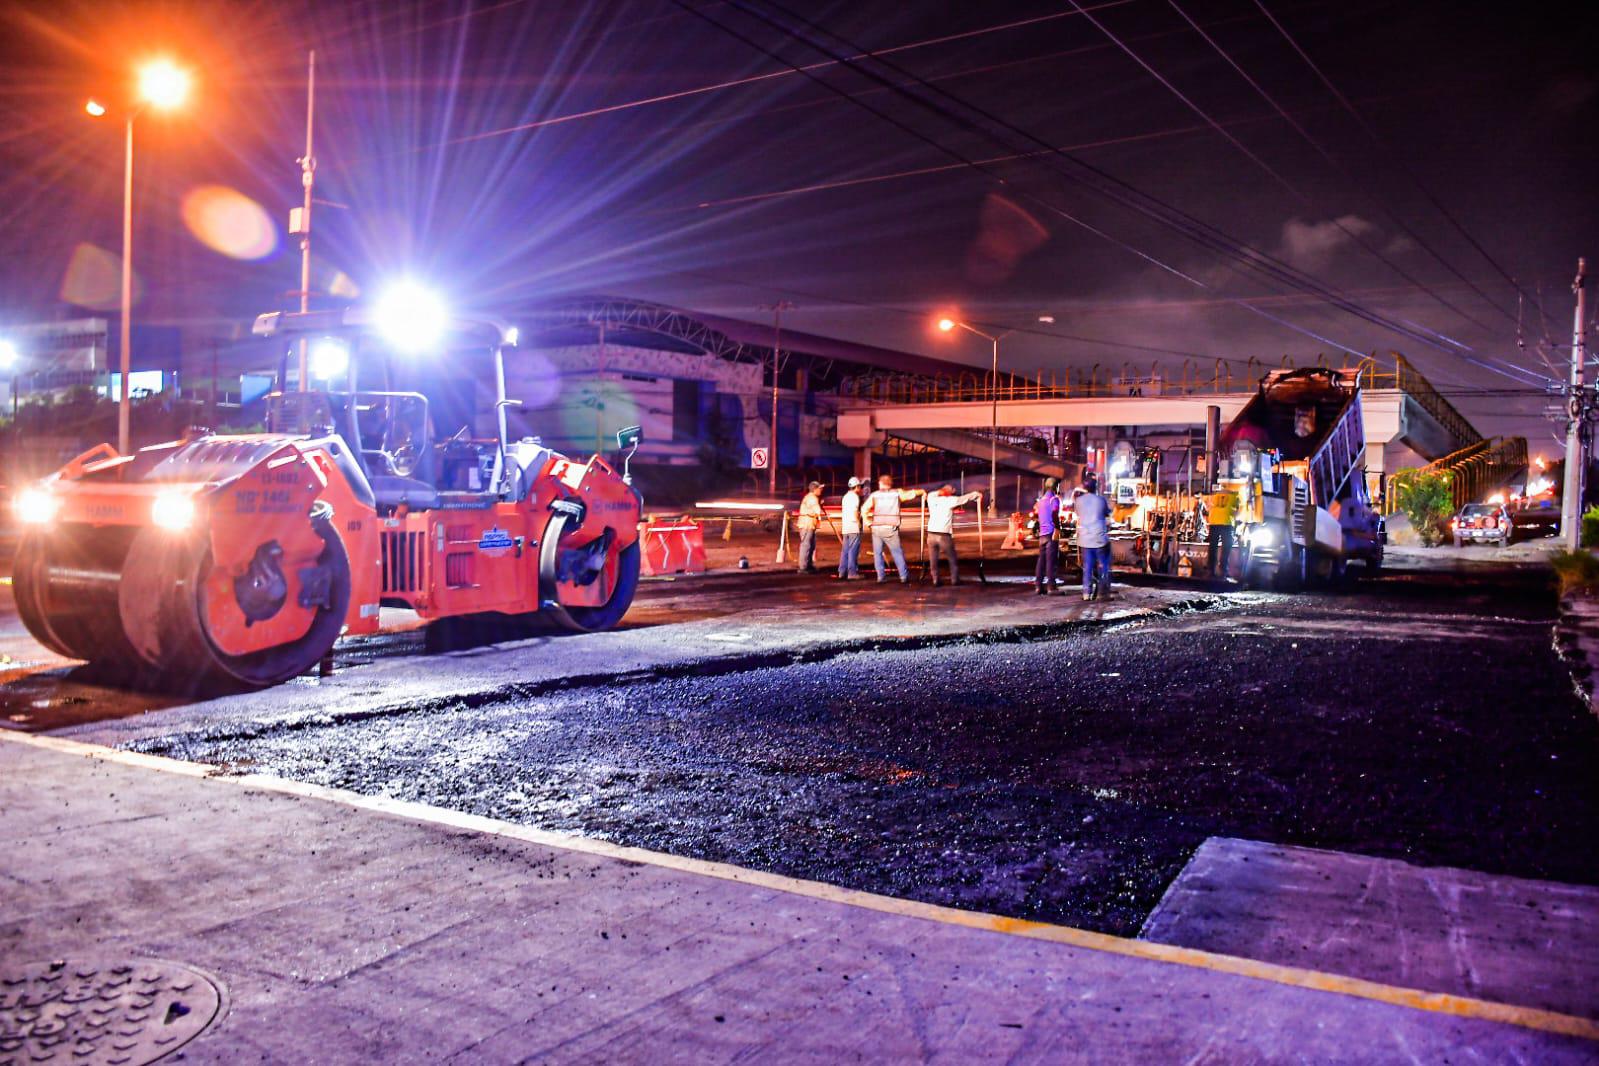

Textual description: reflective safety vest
[1206,490,1239,527]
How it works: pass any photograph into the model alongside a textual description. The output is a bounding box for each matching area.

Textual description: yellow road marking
[4,728,1596,1043]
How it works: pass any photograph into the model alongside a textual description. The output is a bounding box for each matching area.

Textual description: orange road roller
[10,305,643,691]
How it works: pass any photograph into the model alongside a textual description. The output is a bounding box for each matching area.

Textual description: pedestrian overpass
[835,355,1511,498]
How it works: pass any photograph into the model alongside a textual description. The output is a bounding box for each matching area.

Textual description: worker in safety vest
[861,475,925,584]
[796,481,825,574]
[1204,486,1239,579]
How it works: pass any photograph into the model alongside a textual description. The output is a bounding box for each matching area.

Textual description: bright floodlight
[14,487,58,525]
[85,99,107,118]
[375,282,448,354]
[151,490,196,531]
[937,317,956,332]
[310,338,349,381]
[0,340,17,371]
[138,61,191,111]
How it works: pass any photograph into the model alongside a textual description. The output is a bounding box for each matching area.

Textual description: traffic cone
[723,517,734,541]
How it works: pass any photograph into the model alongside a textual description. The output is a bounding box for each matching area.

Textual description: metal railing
[1383,435,1527,513]
[837,353,1457,408]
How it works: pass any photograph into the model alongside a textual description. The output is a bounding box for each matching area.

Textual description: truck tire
[1276,547,1307,592]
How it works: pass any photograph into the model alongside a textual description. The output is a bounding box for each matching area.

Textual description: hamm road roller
[11,304,643,691]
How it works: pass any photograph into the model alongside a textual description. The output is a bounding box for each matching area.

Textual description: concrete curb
[6,727,1599,1047]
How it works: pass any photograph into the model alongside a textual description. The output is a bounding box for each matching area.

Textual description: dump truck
[10,306,643,691]
[1215,367,1384,588]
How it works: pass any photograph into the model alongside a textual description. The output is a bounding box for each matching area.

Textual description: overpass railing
[1382,436,1527,513]
[839,352,1465,410]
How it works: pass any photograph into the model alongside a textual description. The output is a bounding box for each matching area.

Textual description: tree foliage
[1391,468,1454,546]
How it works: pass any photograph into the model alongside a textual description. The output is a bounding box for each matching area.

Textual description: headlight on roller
[1251,524,1275,549]
[14,487,59,525]
[151,491,197,531]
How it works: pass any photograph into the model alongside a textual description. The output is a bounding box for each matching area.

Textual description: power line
[428,0,1138,150]
[723,0,1552,387]
[1162,0,1517,338]
[1067,0,1509,367]
[1250,0,1561,335]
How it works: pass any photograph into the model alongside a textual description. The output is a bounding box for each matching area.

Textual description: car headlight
[151,491,197,531]
[14,487,59,525]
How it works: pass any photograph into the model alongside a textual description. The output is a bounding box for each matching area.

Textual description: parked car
[1507,496,1561,540]
[1451,502,1511,547]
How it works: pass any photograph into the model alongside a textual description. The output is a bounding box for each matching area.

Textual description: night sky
[1,0,1595,447]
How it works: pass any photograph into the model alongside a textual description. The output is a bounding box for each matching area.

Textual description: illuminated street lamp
[87,58,194,455]
[935,315,1012,515]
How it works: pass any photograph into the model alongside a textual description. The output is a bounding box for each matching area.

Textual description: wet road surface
[131,560,1599,937]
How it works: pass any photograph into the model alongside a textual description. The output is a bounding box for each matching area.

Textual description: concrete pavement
[3,731,1595,1063]
[1142,837,1599,1020]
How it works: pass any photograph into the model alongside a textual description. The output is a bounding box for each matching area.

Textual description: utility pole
[1563,257,1589,549]
[118,115,134,453]
[294,51,317,393]
[762,301,795,497]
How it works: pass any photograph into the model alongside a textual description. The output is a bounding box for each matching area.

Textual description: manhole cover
[0,958,222,1065]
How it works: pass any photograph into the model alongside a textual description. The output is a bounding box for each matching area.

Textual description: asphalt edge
[68,592,1230,749]
[4,728,1596,1044]
[1555,589,1599,718]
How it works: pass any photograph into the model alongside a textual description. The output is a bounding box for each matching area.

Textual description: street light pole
[117,114,134,454]
[990,334,999,517]
[936,317,1010,516]
[93,60,191,455]
[762,301,795,497]
[296,50,317,394]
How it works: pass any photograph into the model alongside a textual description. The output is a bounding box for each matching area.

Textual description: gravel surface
[134,565,1599,937]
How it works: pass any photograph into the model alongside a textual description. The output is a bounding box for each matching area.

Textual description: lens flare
[180,186,278,261]
[59,243,133,310]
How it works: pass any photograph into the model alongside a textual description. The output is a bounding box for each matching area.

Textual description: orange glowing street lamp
[86,59,195,454]
[933,314,1011,515]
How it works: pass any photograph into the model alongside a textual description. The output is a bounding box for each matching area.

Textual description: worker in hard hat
[835,477,865,580]
[862,474,925,584]
[926,484,980,586]
[1204,484,1240,579]
[796,481,825,574]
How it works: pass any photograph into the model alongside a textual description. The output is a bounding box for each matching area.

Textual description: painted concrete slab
[2,735,1593,1063]
[1141,836,1599,1020]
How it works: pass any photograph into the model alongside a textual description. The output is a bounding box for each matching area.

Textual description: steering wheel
[383,406,420,477]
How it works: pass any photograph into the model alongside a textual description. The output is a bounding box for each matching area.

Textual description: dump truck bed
[1220,369,1365,506]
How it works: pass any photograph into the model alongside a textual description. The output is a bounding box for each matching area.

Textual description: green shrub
[1582,507,1599,548]
[1390,468,1454,546]
[1551,548,1599,594]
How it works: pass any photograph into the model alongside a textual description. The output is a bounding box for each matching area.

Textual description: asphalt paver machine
[12,307,643,690]
[1216,366,1384,588]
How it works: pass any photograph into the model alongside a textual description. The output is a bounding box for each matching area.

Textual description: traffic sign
[750,447,769,469]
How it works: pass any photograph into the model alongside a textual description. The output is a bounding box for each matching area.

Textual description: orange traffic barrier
[1000,511,1030,550]
[641,517,707,576]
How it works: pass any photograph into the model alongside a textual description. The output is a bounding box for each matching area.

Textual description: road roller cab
[11,306,644,691]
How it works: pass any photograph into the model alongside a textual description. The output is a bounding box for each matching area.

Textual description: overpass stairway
[885,426,1072,481]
